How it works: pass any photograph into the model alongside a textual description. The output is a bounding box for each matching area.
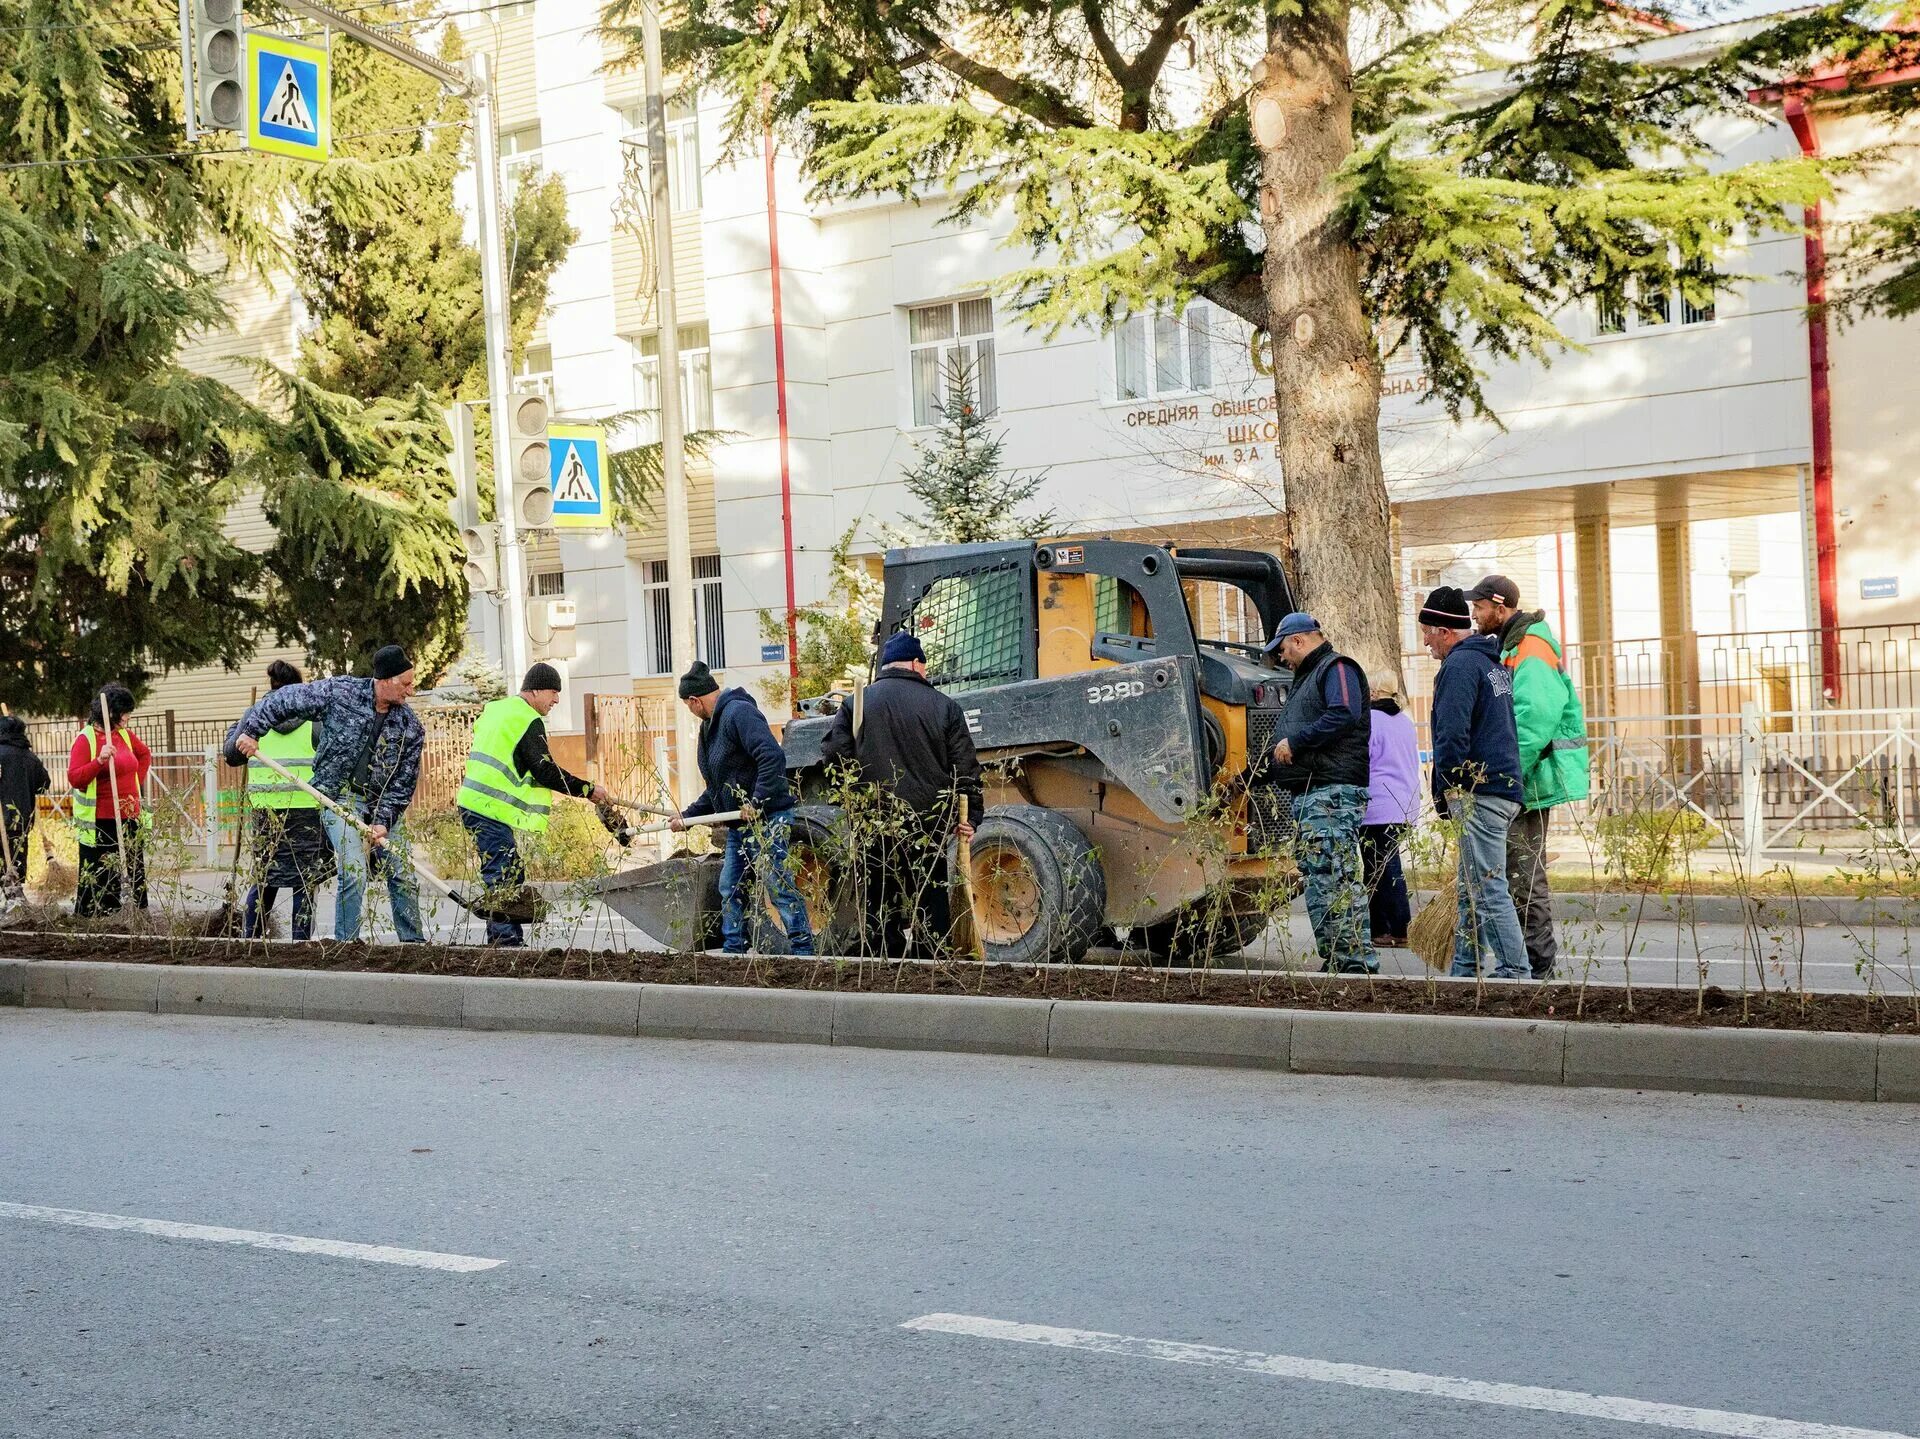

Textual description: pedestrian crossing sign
[246,33,330,162]
[549,424,611,529]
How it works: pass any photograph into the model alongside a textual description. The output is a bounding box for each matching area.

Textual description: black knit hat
[1418,585,1472,630]
[521,662,563,693]
[370,644,414,680]
[678,660,719,700]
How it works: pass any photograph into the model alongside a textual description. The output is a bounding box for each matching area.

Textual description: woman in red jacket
[68,683,152,917]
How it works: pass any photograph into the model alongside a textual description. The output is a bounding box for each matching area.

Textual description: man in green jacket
[1468,575,1591,979]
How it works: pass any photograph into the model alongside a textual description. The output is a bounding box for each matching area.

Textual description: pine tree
[611,0,1874,686]
[895,360,1056,545]
[0,0,269,714]
[271,8,575,676]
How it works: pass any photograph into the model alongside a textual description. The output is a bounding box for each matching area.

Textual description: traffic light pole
[230,0,530,682]
[640,3,701,805]
[468,49,531,685]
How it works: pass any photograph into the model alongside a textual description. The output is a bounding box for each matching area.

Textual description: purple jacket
[1364,700,1422,826]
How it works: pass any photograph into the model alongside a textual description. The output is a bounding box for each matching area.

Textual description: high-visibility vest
[247,722,318,810]
[456,696,551,833]
[70,726,137,846]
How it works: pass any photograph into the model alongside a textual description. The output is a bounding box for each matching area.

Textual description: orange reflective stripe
[1504,634,1561,671]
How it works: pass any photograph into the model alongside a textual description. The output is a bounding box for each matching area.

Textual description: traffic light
[507,388,553,530]
[461,523,500,594]
[444,401,480,527]
[192,0,246,132]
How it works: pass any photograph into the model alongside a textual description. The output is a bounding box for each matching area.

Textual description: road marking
[0,1203,504,1273]
[901,1314,1914,1439]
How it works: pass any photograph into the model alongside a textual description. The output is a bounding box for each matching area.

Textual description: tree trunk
[1250,0,1404,694]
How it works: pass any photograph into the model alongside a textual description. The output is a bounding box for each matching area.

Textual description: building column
[1573,507,1615,719]
[1656,517,1703,772]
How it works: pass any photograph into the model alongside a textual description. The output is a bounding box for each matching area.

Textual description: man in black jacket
[1260,612,1376,974]
[672,662,813,956]
[822,632,984,955]
[0,716,50,893]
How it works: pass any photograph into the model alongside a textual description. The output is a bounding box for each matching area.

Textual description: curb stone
[2,958,1910,1103]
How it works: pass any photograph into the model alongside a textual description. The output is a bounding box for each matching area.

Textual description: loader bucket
[593,853,722,951]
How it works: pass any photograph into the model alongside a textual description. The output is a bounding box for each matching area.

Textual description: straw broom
[1408,854,1458,972]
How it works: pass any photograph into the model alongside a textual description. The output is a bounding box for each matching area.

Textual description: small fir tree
[894,360,1056,545]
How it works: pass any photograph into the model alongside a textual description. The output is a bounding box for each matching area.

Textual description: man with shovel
[226,645,426,943]
[456,663,620,947]
[672,661,814,957]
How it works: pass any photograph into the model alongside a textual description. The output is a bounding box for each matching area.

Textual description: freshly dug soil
[6,930,1917,1035]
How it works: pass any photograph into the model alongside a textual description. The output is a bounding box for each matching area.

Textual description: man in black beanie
[821,630,984,957]
[457,663,615,946]
[671,660,813,956]
[228,644,427,942]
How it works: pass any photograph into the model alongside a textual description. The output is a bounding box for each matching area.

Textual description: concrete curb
[1,957,1911,1102]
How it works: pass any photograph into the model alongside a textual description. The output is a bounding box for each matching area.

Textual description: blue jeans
[1449,791,1531,979]
[460,809,530,947]
[1294,784,1377,974]
[719,812,814,955]
[323,808,424,944]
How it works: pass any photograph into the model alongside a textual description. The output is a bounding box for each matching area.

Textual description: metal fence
[1578,706,1920,860]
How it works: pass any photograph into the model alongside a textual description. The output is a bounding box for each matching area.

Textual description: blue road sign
[246,33,329,162]
[550,425,610,529]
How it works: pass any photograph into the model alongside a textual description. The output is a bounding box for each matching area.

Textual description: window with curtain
[631,324,713,444]
[907,297,997,426]
[1114,302,1213,400]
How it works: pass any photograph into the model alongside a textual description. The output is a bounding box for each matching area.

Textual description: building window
[615,95,702,210]
[639,554,725,674]
[497,2,535,18]
[908,297,996,427]
[1594,274,1715,337]
[516,343,555,406]
[1115,301,1213,400]
[532,569,566,599]
[500,123,543,195]
[630,324,712,445]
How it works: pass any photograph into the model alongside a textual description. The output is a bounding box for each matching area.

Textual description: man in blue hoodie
[1419,586,1530,979]
[671,662,814,956]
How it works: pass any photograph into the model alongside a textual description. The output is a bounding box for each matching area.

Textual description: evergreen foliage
[893,360,1056,546]
[0,0,268,714]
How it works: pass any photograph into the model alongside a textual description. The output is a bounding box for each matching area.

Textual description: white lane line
[0,1203,504,1273]
[901,1314,1914,1439]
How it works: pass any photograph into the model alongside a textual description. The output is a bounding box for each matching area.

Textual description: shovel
[949,796,985,961]
[244,751,546,927]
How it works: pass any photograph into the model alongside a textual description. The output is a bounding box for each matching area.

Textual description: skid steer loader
[597,538,1302,965]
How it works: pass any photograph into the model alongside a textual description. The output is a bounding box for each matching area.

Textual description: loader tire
[1129,896,1272,967]
[958,805,1105,966]
[748,804,861,956]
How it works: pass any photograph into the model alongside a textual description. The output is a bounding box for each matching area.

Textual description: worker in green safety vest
[240,660,336,941]
[457,663,616,946]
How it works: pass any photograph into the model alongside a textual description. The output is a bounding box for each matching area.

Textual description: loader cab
[875,538,1296,707]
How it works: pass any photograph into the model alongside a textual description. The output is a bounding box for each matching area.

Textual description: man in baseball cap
[1257,612,1376,973]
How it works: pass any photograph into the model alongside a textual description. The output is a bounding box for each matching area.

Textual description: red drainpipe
[763,125,802,711]
[1782,96,1842,702]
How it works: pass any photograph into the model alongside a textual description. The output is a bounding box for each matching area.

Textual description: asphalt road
[3,1011,1916,1438]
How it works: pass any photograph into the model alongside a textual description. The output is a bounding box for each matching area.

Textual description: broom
[1409,853,1458,972]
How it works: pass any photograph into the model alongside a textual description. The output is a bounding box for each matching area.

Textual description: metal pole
[204,745,219,866]
[176,0,201,142]
[642,3,701,804]
[469,50,531,684]
[272,0,471,92]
